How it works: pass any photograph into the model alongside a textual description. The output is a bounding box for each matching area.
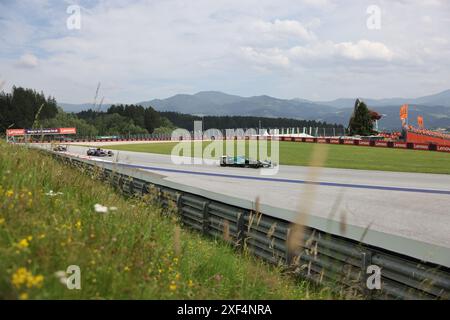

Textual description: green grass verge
[0,141,334,300]
[107,141,450,174]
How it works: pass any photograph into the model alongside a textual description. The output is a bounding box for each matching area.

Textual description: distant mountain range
[60,89,450,130]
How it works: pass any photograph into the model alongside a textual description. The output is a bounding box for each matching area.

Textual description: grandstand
[406,127,450,146]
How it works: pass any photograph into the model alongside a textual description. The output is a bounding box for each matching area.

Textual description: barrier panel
[437,145,450,153]
[344,140,356,145]
[413,143,430,151]
[358,140,371,146]
[394,142,408,149]
[375,141,389,147]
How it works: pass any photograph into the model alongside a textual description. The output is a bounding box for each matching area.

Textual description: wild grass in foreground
[0,141,335,299]
[106,141,450,174]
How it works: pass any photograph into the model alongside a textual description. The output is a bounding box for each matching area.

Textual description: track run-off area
[35,141,450,257]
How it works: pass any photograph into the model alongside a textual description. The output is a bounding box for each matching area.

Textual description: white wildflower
[94,203,108,213]
[54,270,66,278]
[45,190,64,197]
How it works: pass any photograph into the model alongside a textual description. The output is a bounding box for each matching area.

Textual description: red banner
[394,142,407,148]
[413,143,429,150]
[437,145,450,153]
[6,129,25,136]
[59,127,77,134]
[375,141,388,147]
[6,127,77,136]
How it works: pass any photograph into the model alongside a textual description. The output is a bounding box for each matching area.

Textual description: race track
[42,144,450,250]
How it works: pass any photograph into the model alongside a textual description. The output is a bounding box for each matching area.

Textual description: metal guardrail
[54,153,450,300]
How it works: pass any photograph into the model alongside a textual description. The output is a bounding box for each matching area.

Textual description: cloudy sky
[0,0,449,104]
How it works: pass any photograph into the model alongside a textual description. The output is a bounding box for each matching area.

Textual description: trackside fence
[52,152,450,300]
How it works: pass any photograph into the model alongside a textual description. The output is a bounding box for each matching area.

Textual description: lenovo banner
[6,127,77,136]
[6,129,26,136]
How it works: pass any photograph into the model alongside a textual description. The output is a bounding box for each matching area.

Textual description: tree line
[160,112,344,131]
[0,87,58,132]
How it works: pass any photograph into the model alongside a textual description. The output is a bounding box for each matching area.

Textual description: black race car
[53,145,67,152]
[87,148,114,157]
[220,155,274,168]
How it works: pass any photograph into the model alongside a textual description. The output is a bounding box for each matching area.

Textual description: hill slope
[60,90,450,129]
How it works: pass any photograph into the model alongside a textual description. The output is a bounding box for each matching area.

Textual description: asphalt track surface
[46,144,450,249]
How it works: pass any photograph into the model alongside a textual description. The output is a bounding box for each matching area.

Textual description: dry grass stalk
[223,219,230,242]
[288,143,329,256]
[173,225,181,257]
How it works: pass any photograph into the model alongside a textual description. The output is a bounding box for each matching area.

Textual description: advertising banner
[6,129,26,136]
[6,127,77,136]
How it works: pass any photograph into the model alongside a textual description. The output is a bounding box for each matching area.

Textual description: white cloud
[0,0,449,102]
[240,47,290,68]
[16,54,39,69]
[334,40,394,61]
[243,39,395,71]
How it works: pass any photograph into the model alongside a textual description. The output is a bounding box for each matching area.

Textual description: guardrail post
[202,201,210,235]
[118,174,124,192]
[236,211,246,248]
[175,193,183,212]
[141,182,148,196]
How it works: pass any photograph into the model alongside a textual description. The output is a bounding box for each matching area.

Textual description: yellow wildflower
[6,190,14,197]
[11,267,44,289]
[0,217,5,225]
[188,280,194,287]
[27,274,44,288]
[75,220,82,230]
[19,292,29,300]
[175,273,180,280]
[124,266,130,272]
[17,238,30,249]
[11,268,30,288]
[169,281,177,291]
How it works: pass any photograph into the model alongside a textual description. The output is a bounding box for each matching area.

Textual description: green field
[0,141,337,299]
[107,141,450,174]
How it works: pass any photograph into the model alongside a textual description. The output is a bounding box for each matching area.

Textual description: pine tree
[348,99,374,136]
